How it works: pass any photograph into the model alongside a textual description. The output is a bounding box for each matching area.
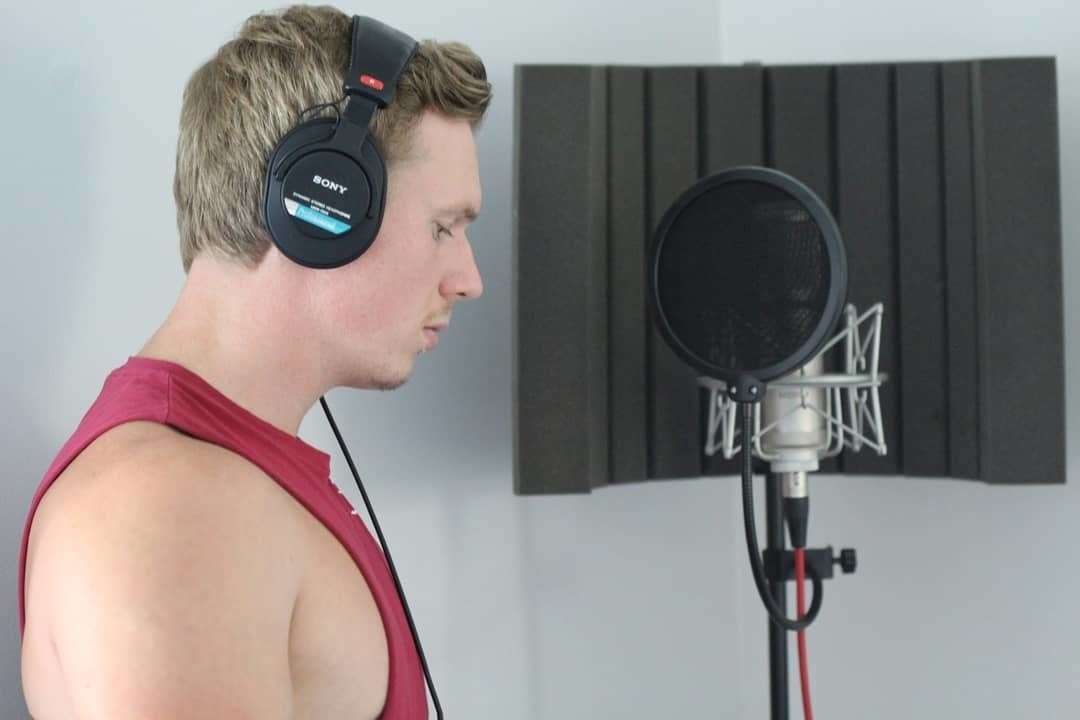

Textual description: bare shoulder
[32,420,309,552]
[24,421,307,718]
[27,419,312,616]
[25,423,311,634]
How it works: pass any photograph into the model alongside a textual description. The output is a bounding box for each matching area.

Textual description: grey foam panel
[941,62,981,480]
[973,58,1065,484]
[834,63,902,475]
[894,63,950,477]
[765,64,843,475]
[644,66,704,480]
[513,65,609,494]
[512,58,1064,494]
[700,65,765,171]
[699,64,765,478]
[608,66,650,487]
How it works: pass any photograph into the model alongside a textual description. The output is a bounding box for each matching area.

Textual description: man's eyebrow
[436,204,481,222]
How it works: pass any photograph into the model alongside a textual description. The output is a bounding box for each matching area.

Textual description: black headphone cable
[319,395,445,719]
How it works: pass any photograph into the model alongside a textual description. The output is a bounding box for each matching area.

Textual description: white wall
[2,0,1075,718]
[718,0,1080,717]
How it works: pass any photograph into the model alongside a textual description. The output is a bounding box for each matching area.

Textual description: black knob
[837,548,857,574]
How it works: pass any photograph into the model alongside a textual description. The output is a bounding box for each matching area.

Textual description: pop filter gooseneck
[648,166,848,631]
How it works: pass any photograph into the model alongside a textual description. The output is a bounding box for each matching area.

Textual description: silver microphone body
[761,352,829,479]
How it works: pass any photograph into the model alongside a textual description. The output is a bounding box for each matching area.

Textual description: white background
[1,0,1075,717]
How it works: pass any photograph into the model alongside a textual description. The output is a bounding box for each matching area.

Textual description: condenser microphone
[761,353,828,530]
[761,353,829,476]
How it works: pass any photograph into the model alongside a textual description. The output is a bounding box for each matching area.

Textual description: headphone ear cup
[265,116,337,183]
[263,117,387,269]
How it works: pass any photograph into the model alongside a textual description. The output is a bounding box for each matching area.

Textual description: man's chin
[339,357,414,392]
[369,373,410,391]
[370,355,417,391]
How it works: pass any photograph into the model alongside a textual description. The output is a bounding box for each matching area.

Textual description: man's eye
[435,223,453,240]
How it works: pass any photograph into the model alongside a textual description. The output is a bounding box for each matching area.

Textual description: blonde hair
[173,5,492,273]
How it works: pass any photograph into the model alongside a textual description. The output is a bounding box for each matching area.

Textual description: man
[19,6,490,719]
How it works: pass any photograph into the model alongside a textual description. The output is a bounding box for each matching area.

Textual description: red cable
[794,548,814,720]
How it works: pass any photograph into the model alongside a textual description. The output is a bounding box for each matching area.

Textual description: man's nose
[445,236,483,300]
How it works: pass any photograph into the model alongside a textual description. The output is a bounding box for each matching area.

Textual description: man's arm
[35,442,303,720]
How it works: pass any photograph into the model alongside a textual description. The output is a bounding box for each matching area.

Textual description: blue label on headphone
[284,198,352,235]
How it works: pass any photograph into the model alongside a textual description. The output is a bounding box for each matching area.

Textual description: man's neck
[136,254,326,438]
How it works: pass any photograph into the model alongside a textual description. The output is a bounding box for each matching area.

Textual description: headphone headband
[345,16,419,105]
[342,16,419,129]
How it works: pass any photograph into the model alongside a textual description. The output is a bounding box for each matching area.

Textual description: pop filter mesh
[656,180,831,374]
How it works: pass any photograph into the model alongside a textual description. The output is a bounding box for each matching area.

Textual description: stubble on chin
[369,353,415,391]
[370,374,409,392]
[338,351,414,392]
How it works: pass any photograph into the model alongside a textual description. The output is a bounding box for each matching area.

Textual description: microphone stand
[765,470,789,720]
[762,467,859,720]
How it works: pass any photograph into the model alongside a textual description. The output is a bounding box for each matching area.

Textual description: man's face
[315,109,484,390]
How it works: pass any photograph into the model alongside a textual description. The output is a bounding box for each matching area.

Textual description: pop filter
[649,166,847,401]
[648,166,849,632]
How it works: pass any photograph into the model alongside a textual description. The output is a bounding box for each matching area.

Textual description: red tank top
[18,355,428,719]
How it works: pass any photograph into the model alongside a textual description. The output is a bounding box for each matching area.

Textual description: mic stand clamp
[762,546,858,583]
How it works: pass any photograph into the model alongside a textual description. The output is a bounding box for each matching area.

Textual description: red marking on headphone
[360,74,385,91]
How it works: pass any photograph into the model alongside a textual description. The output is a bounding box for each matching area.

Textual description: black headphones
[263,16,419,269]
